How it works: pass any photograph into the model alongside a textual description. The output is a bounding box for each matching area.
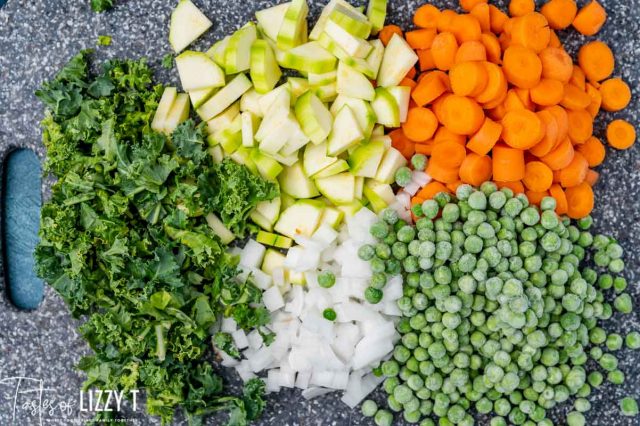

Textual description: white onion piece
[412,170,431,186]
[302,387,333,400]
[239,240,266,268]
[404,181,420,196]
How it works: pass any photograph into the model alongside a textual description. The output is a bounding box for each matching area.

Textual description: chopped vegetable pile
[359,183,636,425]
[34,50,277,425]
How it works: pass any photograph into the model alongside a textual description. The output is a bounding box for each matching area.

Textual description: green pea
[370,221,390,239]
[361,399,378,417]
[614,293,633,314]
[468,191,487,210]
[620,397,639,417]
[625,331,640,349]
[365,287,383,304]
[395,166,412,187]
[318,271,336,288]
[374,409,394,426]
[422,200,439,219]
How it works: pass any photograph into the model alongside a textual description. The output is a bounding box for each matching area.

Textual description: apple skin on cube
[377,33,418,87]
[169,0,213,53]
[320,206,345,228]
[336,62,375,101]
[207,36,230,67]
[197,74,253,121]
[281,42,337,74]
[366,0,388,35]
[206,213,235,244]
[295,91,333,144]
[328,4,372,39]
[315,172,356,205]
[375,147,408,184]
[250,149,283,181]
[278,162,320,199]
[314,159,350,178]
[188,87,218,109]
[225,24,258,74]
[327,105,364,156]
[277,0,309,51]
[303,142,338,178]
[164,93,190,135]
[330,95,376,138]
[324,20,372,59]
[371,87,400,128]
[274,200,325,239]
[176,51,225,91]
[363,179,395,213]
[250,40,282,94]
[343,39,384,80]
[152,87,178,133]
[387,85,411,123]
[348,140,385,178]
[256,2,290,42]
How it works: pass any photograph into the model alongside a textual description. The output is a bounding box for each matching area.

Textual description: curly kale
[91,0,114,13]
[35,51,276,426]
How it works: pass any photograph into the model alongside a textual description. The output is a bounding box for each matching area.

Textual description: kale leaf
[91,0,114,13]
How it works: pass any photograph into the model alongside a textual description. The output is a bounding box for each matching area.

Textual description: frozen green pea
[599,353,618,371]
[520,207,540,226]
[489,190,508,210]
[323,308,337,321]
[613,277,628,293]
[365,287,383,304]
[361,400,378,417]
[608,369,625,385]
[540,196,556,211]
[397,226,416,243]
[411,154,427,171]
[614,293,633,314]
[421,200,439,219]
[609,258,624,273]
[442,203,460,223]
[318,271,336,288]
[395,167,412,187]
[468,191,487,210]
[606,242,623,259]
[411,204,424,218]
[606,333,623,351]
[625,331,640,349]
[620,397,639,417]
[382,208,399,225]
[370,221,390,239]
[456,184,474,201]
[374,409,393,426]
[358,244,375,260]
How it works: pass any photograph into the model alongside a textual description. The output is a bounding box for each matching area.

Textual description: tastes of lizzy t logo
[0,376,140,425]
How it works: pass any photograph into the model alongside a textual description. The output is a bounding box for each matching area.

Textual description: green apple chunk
[151,87,177,133]
[314,82,338,103]
[250,40,282,94]
[363,179,395,213]
[375,147,408,184]
[336,62,375,101]
[240,89,263,117]
[320,206,344,229]
[277,0,309,51]
[257,231,293,249]
[330,95,376,138]
[250,210,274,232]
[278,162,320,199]
[308,70,337,86]
[303,142,338,177]
[176,51,225,91]
[354,176,364,198]
[256,2,290,42]
[287,77,310,102]
[280,193,296,210]
[250,149,284,180]
[197,73,252,121]
[241,111,259,147]
[206,36,230,67]
[225,24,258,75]
[279,119,309,157]
[309,0,342,40]
[188,87,217,109]
[315,172,355,204]
[314,159,349,178]
[206,213,235,244]
[336,200,364,217]
[169,0,213,53]
[378,33,418,87]
[327,105,364,156]
[328,4,371,39]
[164,93,190,135]
[230,147,258,174]
[262,248,286,274]
[324,20,372,58]
[295,91,333,144]
[281,41,337,74]
[208,145,224,163]
[256,196,281,224]
[206,102,240,135]
[366,0,388,35]
[274,199,325,239]
[343,39,384,80]
[371,87,400,127]
[348,139,385,178]
[388,85,411,123]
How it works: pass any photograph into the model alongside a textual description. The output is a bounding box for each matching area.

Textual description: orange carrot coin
[402,107,439,142]
[501,109,544,149]
[578,40,614,82]
[599,78,632,112]
[539,47,573,83]
[523,161,554,192]
[493,144,526,181]
[541,0,578,30]
[565,182,594,218]
[572,0,607,36]
[467,117,503,155]
[503,45,542,89]
[576,136,606,167]
[606,119,636,150]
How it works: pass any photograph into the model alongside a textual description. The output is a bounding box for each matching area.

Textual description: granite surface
[0,0,639,425]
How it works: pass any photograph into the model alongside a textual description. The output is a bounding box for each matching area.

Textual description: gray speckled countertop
[0,0,639,425]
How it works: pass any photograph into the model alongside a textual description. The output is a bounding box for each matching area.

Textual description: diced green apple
[330,96,375,138]
[206,102,240,135]
[164,93,190,134]
[287,77,310,102]
[188,87,217,109]
[280,119,309,156]
[366,0,388,35]
[240,89,263,116]
[348,139,385,178]
[197,73,253,121]
[175,51,225,91]
[207,36,230,67]
[314,82,338,102]
[274,199,325,239]
[343,39,384,80]
[315,172,355,204]
[314,159,349,178]
[250,149,284,180]
[303,142,338,177]
[241,111,259,147]
[258,84,291,116]
[363,179,395,213]
[229,146,258,174]
[225,24,257,74]
[206,213,235,244]
[256,106,294,155]
[317,32,349,61]
[261,248,286,274]
[151,87,177,133]
[328,4,372,39]
[324,19,372,58]
[309,0,342,40]
[336,200,364,217]
[256,196,281,224]
[336,62,375,101]
[354,176,364,199]
[219,129,242,155]
[251,210,274,231]
[169,0,213,53]
[271,151,299,167]
[320,206,344,228]
[378,33,418,87]
[280,193,296,210]
[278,162,320,199]
[281,41,337,74]
[256,2,290,42]
[250,40,282,94]
[375,147,408,183]
[208,145,224,163]
[372,124,384,137]
[257,231,293,249]
[388,85,411,123]
[308,70,337,86]
[327,105,364,156]
[295,91,333,144]
[277,0,309,51]
[371,86,400,127]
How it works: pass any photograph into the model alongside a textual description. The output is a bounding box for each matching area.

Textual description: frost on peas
[456,184,474,201]
[395,166,413,187]
[383,208,399,225]
[421,199,440,219]
[370,221,390,239]
[468,191,488,210]
[411,154,427,171]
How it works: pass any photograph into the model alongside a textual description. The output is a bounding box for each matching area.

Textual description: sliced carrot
[488,103,508,121]
[585,169,600,186]
[455,41,487,63]
[406,67,417,80]
[481,33,502,64]
[529,110,559,157]
[470,3,491,32]
[416,181,452,200]
[431,32,459,71]
[446,180,464,192]
[406,29,438,50]
[566,109,593,144]
[509,0,535,17]
[565,182,594,219]
[606,119,636,150]
[411,196,426,207]
[476,62,508,105]
[548,30,562,48]
[460,0,488,12]
[434,126,467,145]
[402,107,439,142]
[493,144,526,181]
[572,0,607,36]
[577,40,614,83]
[526,190,549,204]
[489,5,510,34]
[541,0,578,30]
[390,128,416,159]
[437,9,458,33]
[496,180,525,194]
[585,83,603,117]
[450,14,482,43]
[539,47,573,83]
[560,84,592,110]
[599,78,631,112]
[412,70,449,106]
[559,151,589,187]
[503,45,542,89]
[541,138,575,170]
[510,12,551,53]
[379,25,404,46]
[427,161,461,183]
[414,4,440,28]
[523,161,554,192]
[502,89,526,112]
[501,109,544,149]
[431,141,467,168]
[549,183,568,214]
[440,95,486,135]
[570,65,587,91]
[576,136,606,167]
[432,93,452,123]
[400,77,418,89]
[546,105,569,143]
[514,88,535,111]
[467,117,503,155]
[418,49,436,71]
[415,141,435,155]
[530,79,565,106]
[459,153,493,186]
[450,61,488,97]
